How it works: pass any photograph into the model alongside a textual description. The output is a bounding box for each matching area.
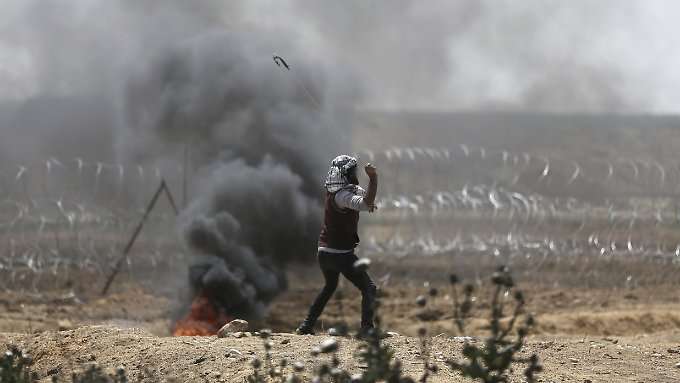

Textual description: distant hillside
[352,111,680,200]
[353,111,680,161]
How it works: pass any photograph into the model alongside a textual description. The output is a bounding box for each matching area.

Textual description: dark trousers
[303,250,377,328]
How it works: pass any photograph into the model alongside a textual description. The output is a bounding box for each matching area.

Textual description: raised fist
[364,163,377,177]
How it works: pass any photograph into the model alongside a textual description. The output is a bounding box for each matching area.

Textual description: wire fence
[0,158,184,292]
[354,145,680,289]
[1,143,679,292]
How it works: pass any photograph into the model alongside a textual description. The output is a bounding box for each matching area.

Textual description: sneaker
[295,323,315,335]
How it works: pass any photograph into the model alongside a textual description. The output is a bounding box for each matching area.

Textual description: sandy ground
[2,282,680,382]
[2,254,680,382]
[2,273,680,338]
[2,326,680,382]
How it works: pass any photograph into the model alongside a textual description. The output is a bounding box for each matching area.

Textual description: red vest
[318,192,360,249]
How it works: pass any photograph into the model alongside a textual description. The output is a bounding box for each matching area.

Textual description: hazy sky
[1,0,679,113]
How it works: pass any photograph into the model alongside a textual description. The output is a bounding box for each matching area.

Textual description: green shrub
[445,266,543,383]
[246,329,303,383]
[70,364,128,383]
[354,322,411,383]
[1,348,130,383]
[246,263,542,382]
[0,345,37,383]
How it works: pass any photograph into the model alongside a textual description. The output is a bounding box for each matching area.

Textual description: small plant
[285,361,306,383]
[245,258,417,383]
[246,329,304,383]
[310,338,352,382]
[414,288,444,383]
[245,357,265,383]
[260,329,275,378]
[448,274,474,334]
[2,346,131,383]
[243,263,543,383]
[355,327,410,382]
[445,266,543,383]
[0,346,37,383]
[415,326,438,383]
[70,364,128,383]
[353,280,417,383]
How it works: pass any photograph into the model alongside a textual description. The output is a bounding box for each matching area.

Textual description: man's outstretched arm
[364,163,378,212]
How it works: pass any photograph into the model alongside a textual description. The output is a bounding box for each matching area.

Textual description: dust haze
[1,1,678,163]
[1,1,679,317]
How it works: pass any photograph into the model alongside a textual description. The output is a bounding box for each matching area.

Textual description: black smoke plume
[120,32,358,319]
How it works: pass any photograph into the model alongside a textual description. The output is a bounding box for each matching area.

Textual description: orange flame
[172,291,232,336]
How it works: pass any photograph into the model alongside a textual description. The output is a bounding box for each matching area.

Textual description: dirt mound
[399,306,680,339]
[2,326,680,382]
[4,282,680,339]
[537,308,680,336]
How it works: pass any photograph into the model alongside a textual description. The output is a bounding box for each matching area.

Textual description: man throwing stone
[296,155,378,335]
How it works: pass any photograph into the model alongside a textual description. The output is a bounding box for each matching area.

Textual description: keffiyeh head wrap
[324,155,358,193]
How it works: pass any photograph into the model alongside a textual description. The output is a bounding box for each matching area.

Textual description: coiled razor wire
[0,158,185,292]
[1,145,680,292]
